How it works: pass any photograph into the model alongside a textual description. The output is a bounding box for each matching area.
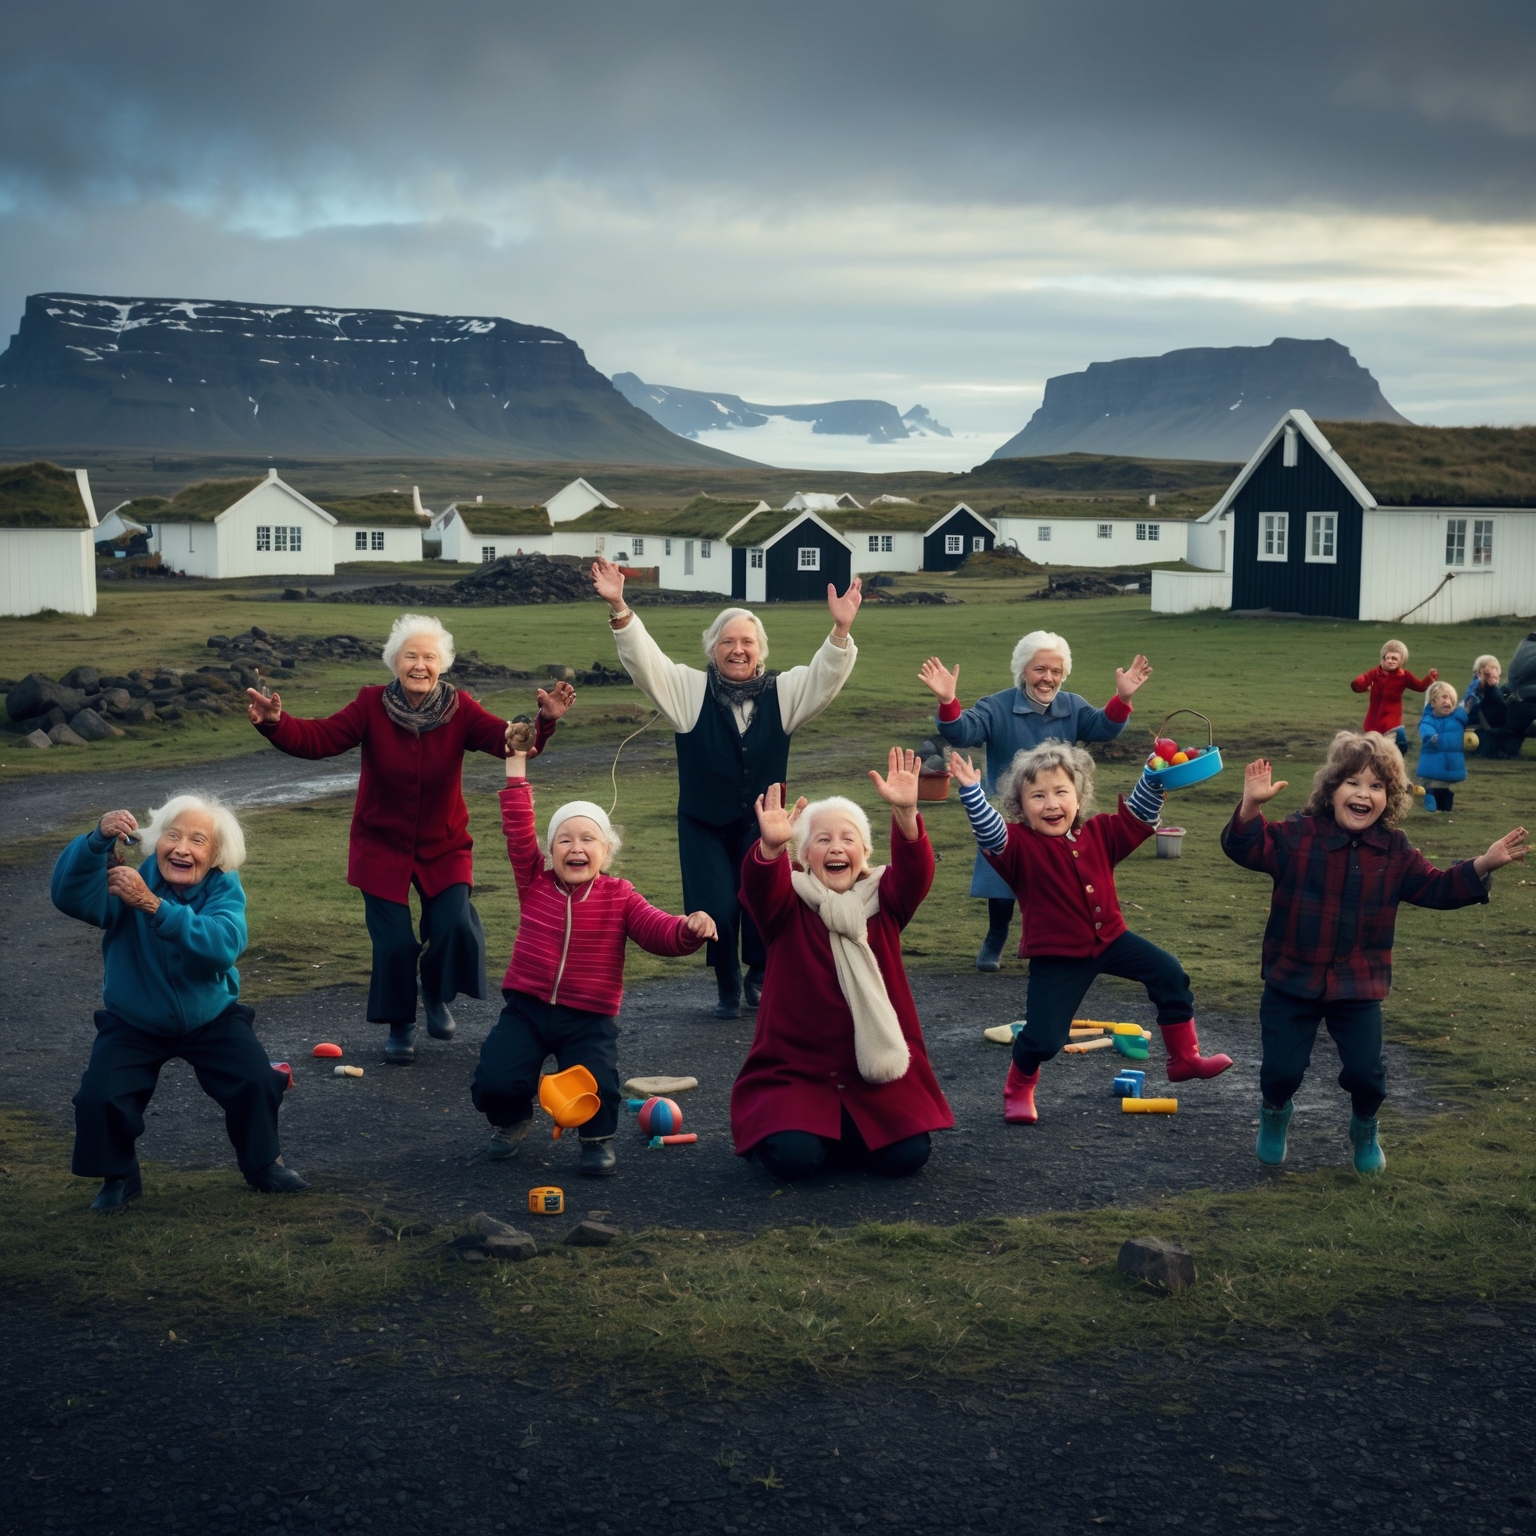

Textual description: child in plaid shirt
[1222,731,1526,1173]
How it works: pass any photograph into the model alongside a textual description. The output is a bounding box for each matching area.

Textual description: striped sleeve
[958,780,1008,853]
[1126,773,1164,826]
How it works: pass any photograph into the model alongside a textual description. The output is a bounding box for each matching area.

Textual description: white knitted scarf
[789,867,911,1084]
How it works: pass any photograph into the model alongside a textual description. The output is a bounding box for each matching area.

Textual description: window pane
[972,536,984,551]
[371,530,384,551]
[881,535,892,552]
[483,546,496,562]
[355,531,367,550]
[1097,524,1112,539]
[632,538,643,554]
[1036,526,1050,542]
[1136,523,1146,540]
[798,547,820,570]
[945,534,962,553]
[256,525,271,551]
[274,526,288,551]
[701,541,711,558]
[1474,519,1494,565]
[290,527,301,552]
[868,535,879,551]
[1446,519,1466,566]
[1147,524,1159,541]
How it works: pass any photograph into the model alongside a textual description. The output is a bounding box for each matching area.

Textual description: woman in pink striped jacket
[469,724,717,1176]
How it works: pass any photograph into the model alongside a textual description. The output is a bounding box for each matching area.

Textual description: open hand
[869,747,921,809]
[98,809,139,843]
[948,750,982,789]
[827,576,863,637]
[536,680,576,720]
[1240,758,1288,818]
[1115,654,1153,701]
[754,782,806,858]
[1426,668,1439,683]
[918,656,959,705]
[245,687,282,726]
[685,910,719,941]
[106,864,160,913]
[591,556,626,610]
[1478,826,1529,874]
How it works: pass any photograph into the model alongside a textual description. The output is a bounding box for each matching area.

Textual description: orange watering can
[538,1065,601,1139]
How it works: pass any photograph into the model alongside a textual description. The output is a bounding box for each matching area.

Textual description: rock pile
[4,663,247,748]
[861,588,963,605]
[1030,570,1150,600]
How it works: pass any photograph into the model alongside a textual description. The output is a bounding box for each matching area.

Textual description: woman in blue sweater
[920,630,1153,969]
[52,794,308,1213]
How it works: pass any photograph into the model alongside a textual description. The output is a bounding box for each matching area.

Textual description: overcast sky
[2,0,1533,450]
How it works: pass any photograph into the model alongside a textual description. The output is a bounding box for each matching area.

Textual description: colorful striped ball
[637,1096,683,1137]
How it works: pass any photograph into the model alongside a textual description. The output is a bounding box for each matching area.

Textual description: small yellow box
[528,1186,565,1216]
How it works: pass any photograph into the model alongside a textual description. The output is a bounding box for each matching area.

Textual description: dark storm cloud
[2,0,1534,217]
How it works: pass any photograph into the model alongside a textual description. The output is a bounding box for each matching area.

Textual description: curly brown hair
[1302,731,1413,829]
[995,741,1096,830]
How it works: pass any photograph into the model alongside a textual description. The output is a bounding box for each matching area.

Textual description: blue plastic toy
[1112,1070,1146,1099]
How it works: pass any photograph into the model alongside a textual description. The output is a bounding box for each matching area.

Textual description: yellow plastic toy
[1122,1098,1178,1114]
[528,1187,565,1215]
[1465,730,1480,752]
[1064,1037,1113,1054]
[537,1065,601,1140]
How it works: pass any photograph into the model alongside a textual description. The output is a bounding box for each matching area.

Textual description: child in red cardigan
[953,741,1230,1124]
[1351,638,1437,752]
[469,726,716,1176]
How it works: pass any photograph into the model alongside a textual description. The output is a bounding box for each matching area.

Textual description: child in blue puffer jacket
[52,795,308,1213]
[1416,682,1470,813]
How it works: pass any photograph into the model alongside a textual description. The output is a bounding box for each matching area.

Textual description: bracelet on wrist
[608,606,632,626]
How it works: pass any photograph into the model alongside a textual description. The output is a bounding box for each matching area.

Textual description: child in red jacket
[469,725,716,1176]
[1351,638,1436,751]
[953,741,1230,1125]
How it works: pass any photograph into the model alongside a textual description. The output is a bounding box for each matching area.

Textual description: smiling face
[1331,769,1388,833]
[155,810,219,888]
[393,633,443,703]
[799,812,870,893]
[1020,766,1080,837]
[713,618,761,682]
[1020,649,1066,706]
[1380,648,1404,673]
[550,817,608,886]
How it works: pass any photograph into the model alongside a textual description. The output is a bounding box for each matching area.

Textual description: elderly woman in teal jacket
[920,629,1153,969]
[52,794,308,1214]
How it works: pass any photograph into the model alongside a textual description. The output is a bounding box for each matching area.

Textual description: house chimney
[476,494,483,503]
[267,467,278,482]
[1147,494,1156,507]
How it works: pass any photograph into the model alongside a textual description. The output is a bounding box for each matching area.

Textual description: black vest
[676,679,792,826]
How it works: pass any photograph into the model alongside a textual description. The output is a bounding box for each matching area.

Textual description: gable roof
[825,505,935,534]
[543,476,620,512]
[445,503,552,537]
[1200,410,1376,524]
[0,461,96,530]
[1315,420,1536,508]
[318,493,431,528]
[730,507,852,552]
[923,501,996,538]
[149,471,338,525]
[784,491,863,512]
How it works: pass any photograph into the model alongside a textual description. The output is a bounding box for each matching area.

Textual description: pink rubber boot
[1004,1063,1040,1123]
[1161,1020,1232,1082]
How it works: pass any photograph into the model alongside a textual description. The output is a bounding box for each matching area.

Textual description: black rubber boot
[714,964,742,1020]
[383,1021,418,1065]
[90,1160,142,1215]
[743,966,765,1008]
[247,1159,310,1194]
[424,1000,456,1040]
[579,1138,617,1177]
[1438,789,1455,814]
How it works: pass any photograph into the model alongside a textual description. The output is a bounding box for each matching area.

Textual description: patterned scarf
[382,677,459,735]
[707,663,778,712]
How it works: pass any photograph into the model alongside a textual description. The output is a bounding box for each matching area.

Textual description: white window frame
[798,546,821,571]
[1257,512,1289,562]
[664,538,672,557]
[631,537,644,556]
[370,530,385,552]
[868,535,880,552]
[701,540,712,559]
[1473,518,1494,568]
[881,534,893,553]
[1305,511,1337,564]
[482,546,497,563]
[1036,526,1051,543]
[1145,523,1160,542]
[749,548,764,569]
[256,525,272,551]
[289,526,301,552]
[972,535,985,552]
[1096,524,1113,540]
[354,530,368,551]
[945,533,963,554]
[273,526,290,552]
[1135,522,1147,541]
[1445,518,1467,568]
[684,540,694,576]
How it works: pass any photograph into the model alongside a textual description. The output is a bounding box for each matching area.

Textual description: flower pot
[917,772,952,802]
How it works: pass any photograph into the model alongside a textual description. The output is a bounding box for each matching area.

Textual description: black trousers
[677,811,765,977]
[1259,984,1387,1118]
[470,990,621,1140]
[756,1106,931,1181]
[362,882,485,1025]
[1013,930,1194,1076]
[71,1004,284,1179]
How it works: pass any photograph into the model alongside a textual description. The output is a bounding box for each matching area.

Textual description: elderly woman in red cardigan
[730,749,953,1180]
[246,613,571,1065]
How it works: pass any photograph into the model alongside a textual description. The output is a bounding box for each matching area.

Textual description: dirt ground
[3,1297,1532,1536]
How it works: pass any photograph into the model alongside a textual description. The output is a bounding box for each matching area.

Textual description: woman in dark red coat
[246,613,570,1065]
[730,749,953,1179]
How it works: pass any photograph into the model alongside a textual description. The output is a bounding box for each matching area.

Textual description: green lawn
[4,580,1535,1380]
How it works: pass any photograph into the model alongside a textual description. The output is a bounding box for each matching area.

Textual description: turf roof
[0,461,92,529]
[451,503,553,537]
[1318,421,1536,508]
[647,496,767,539]
[151,478,266,522]
[560,506,654,533]
[318,493,430,527]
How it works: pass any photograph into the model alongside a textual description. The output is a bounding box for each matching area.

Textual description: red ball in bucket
[637,1096,683,1137]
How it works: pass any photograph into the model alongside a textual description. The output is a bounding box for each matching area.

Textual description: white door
[684,540,694,576]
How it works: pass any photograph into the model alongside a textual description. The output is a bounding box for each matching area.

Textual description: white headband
[546,800,614,847]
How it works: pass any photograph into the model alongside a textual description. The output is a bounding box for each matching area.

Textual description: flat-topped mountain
[612,372,951,444]
[0,293,747,465]
[993,338,1410,462]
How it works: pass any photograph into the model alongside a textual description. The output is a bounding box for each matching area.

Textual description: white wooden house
[543,477,620,524]
[641,498,768,594]
[991,511,1189,567]
[550,506,660,565]
[437,502,554,562]
[0,461,98,617]
[319,493,431,563]
[1153,409,1536,622]
[139,469,336,579]
[829,502,997,574]
[784,492,863,513]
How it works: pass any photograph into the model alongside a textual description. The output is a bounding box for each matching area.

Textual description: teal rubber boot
[1350,1115,1386,1175]
[1256,1101,1292,1165]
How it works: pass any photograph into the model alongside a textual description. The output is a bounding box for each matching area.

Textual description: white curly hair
[793,796,874,860]
[138,793,247,873]
[382,613,455,673]
[1010,630,1072,687]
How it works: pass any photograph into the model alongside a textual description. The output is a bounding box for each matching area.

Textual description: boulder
[98,688,133,715]
[5,673,85,723]
[60,665,101,691]
[464,1212,539,1262]
[47,723,90,747]
[119,700,158,724]
[207,635,231,648]
[564,1220,620,1248]
[1117,1237,1196,1292]
[23,728,50,749]
[68,708,118,742]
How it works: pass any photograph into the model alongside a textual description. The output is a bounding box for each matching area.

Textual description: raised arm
[50,824,120,928]
[1220,759,1291,875]
[871,751,934,928]
[622,888,712,957]
[951,752,1007,853]
[249,690,370,760]
[498,777,546,897]
[608,611,707,733]
[774,628,859,733]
